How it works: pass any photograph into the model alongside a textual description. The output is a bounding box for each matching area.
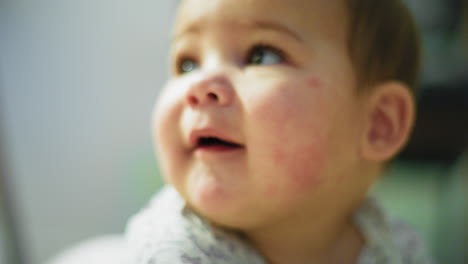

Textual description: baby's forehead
[174,0,348,42]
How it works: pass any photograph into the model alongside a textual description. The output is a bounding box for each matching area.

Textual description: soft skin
[153,0,415,263]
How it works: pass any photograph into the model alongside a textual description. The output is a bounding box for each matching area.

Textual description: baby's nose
[185,73,234,107]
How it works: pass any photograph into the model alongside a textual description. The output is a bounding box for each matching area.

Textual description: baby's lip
[189,128,243,150]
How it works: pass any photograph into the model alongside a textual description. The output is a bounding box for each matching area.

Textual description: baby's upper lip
[189,127,243,149]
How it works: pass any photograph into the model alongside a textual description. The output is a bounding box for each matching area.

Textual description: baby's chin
[183,178,265,230]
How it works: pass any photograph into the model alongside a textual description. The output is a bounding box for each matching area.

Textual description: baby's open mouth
[197,137,243,149]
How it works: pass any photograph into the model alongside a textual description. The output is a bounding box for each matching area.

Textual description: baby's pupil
[251,50,265,65]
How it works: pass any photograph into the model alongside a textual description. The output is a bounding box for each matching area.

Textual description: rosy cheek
[249,79,327,195]
[249,83,302,130]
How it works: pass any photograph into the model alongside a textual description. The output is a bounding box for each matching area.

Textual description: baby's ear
[360,82,415,162]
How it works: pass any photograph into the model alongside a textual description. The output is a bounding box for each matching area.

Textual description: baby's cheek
[307,77,323,88]
[262,152,325,203]
[261,140,327,199]
[278,143,326,192]
[153,90,187,185]
[248,79,328,195]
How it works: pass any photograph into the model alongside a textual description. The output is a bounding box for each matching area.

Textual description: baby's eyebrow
[247,20,303,43]
[173,19,303,44]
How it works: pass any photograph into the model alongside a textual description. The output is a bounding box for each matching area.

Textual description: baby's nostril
[207,92,218,100]
[187,95,198,105]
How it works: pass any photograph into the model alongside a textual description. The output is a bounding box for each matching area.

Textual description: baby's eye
[247,45,285,66]
[177,58,199,74]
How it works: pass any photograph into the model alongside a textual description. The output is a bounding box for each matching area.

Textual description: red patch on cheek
[291,146,326,192]
[307,77,322,88]
[290,172,322,192]
[264,183,280,196]
[272,145,325,192]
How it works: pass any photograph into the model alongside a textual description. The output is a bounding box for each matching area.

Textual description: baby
[126,0,431,263]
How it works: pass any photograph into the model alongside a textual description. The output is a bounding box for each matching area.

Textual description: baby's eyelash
[249,43,286,56]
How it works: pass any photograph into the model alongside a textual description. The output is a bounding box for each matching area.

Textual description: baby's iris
[180,59,198,74]
[248,45,284,66]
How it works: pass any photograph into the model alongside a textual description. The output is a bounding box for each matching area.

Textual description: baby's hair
[347,0,422,95]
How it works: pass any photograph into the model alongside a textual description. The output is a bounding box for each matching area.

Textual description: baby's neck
[244,211,364,264]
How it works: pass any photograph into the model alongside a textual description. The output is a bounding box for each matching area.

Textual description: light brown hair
[347,0,422,94]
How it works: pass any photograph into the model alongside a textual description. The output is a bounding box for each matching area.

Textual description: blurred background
[0,0,467,263]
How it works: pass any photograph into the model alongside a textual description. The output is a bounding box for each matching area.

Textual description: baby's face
[154,0,369,228]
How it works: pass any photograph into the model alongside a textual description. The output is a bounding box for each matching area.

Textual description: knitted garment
[126,186,432,264]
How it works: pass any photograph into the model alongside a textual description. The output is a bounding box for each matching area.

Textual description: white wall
[0,0,175,262]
